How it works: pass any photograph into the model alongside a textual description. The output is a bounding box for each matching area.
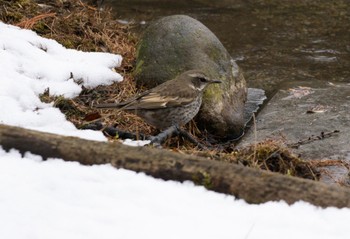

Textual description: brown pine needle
[16,13,56,29]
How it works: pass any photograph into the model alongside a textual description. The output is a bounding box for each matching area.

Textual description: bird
[94,69,222,130]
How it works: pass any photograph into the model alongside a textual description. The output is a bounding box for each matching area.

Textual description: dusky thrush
[94,70,221,130]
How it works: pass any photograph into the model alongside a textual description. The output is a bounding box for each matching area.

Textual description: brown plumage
[94,70,221,129]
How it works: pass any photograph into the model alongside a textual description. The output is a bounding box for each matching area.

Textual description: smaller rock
[240,83,350,185]
[244,88,266,127]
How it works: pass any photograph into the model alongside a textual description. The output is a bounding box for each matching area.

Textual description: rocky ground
[241,83,350,185]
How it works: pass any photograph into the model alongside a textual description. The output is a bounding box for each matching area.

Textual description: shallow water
[105,0,350,97]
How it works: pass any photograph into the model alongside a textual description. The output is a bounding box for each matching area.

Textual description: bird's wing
[123,91,194,110]
[94,89,153,109]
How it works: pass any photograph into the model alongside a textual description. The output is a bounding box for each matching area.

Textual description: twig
[310,159,350,169]
[177,128,208,150]
[288,130,340,148]
[77,0,98,11]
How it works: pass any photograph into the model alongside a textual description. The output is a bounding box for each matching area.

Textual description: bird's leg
[150,125,208,149]
[150,125,179,146]
[83,122,208,149]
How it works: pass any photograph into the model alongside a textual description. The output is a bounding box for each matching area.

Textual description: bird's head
[184,70,222,91]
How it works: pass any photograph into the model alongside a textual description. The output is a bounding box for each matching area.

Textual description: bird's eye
[199,77,207,83]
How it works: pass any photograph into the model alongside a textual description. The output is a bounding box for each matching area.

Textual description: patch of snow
[123,138,151,146]
[0,22,122,140]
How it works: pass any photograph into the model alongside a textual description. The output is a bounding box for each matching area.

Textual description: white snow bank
[0,22,122,140]
[1,147,350,239]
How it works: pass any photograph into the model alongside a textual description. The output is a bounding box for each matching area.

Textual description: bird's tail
[93,102,123,109]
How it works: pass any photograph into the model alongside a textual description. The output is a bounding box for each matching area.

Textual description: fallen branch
[1,124,350,208]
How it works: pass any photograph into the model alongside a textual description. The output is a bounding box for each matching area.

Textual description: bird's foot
[149,125,180,147]
[150,125,208,150]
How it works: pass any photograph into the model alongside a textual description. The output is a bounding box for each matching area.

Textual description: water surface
[105,0,350,97]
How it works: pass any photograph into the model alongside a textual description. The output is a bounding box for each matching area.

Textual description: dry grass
[235,139,319,180]
[180,139,320,180]
[1,0,153,135]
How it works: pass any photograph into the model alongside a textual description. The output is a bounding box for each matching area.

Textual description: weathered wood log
[1,124,350,208]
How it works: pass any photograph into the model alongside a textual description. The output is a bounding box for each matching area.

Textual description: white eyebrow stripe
[188,73,201,78]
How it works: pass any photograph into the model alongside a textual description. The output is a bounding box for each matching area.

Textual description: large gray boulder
[134,15,247,139]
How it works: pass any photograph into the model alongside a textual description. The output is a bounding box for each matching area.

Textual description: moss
[134,38,149,78]
[207,44,225,63]
[59,39,76,49]
[38,88,51,103]
[135,39,145,59]
[203,83,222,103]
[32,21,50,35]
[3,11,23,22]
[15,0,30,5]
[133,59,144,77]
[53,96,85,118]
[0,0,38,23]
[40,90,85,120]
[192,171,213,189]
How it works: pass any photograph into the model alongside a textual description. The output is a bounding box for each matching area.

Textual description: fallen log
[1,124,350,208]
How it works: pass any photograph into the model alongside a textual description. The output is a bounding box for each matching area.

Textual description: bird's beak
[210,79,222,84]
